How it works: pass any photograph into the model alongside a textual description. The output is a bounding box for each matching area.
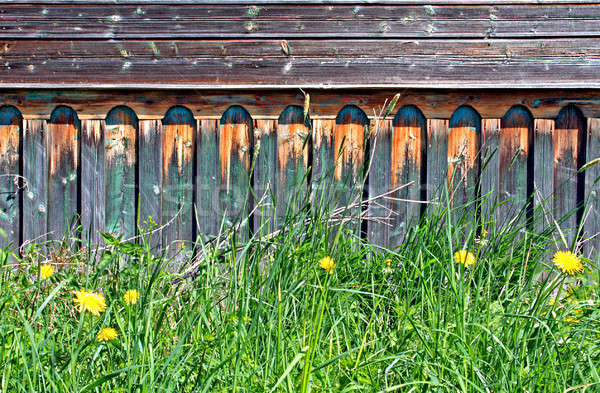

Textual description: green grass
[1,184,600,392]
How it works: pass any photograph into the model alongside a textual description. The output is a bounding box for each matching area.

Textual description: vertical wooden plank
[533,118,555,232]
[585,118,600,257]
[139,119,162,246]
[105,106,137,238]
[253,118,277,234]
[480,119,500,219]
[0,106,22,249]
[219,106,253,240]
[311,119,335,210]
[448,106,481,208]
[367,119,392,247]
[162,106,195,252]
[554,105,586,243]
[276,106,310,225]
[333,105,369,232]
[47,106,79,241]
[22,119,47,245]
[426,119,449,204]
[389,105,426,246]
[196,119,221,240]
[80,119,104,244]
[499,106,533,226]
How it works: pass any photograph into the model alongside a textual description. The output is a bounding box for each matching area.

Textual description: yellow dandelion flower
[454,250,476,268]
[385,258,392,266]
[481,229,489,238]
[73,290,106,316]
[319,256,335,274]
[548,297,556,306]
[553,251,583,275]
[39,264,54,280]
[564,316,579,324]
[123,289,140,305]
[97,327,118,342]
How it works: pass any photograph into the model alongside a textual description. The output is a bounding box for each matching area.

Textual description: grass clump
[1,190,599,392]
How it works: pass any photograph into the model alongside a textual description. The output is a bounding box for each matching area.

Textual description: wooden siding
[0,90,599,256]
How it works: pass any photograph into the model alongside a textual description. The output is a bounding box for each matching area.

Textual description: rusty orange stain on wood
[219,123,250,192]
[162,123,194,176]
[0,125,20,166]
[313,119,334,152]
[334,123,365,181]
[105,123,136,165]
[499,108,531,184]
[278,122,309,174]
[391,107,425,187]
[554,105,585,168]
[48,123,78,177]
[447,126,480,186]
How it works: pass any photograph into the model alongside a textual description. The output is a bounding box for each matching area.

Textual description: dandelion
[97,327,118,342]
[564,316,579,324]
[553,251,583,275]
[319,256,335,274]
[73,290,106,316]
[385,258,392,266]
[481,229,489,238]
[454,250,476,268]
[39,264,54,280]
[123,289,140,305]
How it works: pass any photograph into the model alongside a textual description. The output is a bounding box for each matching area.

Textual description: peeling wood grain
[196,119,220,240]
[480,119,500,220]
[585,118,600,257]
[448,106,481,209]
[311,118,335,209]
[367,118,392,247]
[533,118,554,233]
[253,119,277,233]
[80,119,104,244]
[162,106,195,252]
[219,105,252,239]
[554,105,586,243]
[47,106,79,240]
[498,106,533,226]
[105,106,137,238]
[390,105,426,245]
[0,106,21,249]
[22,119,47,245]
[426,119,448,205]
[139,119,162,247]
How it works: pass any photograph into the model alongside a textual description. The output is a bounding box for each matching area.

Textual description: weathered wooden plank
[389,105,425,245]
[139,119,162,246]
[276,106,310,225]
[219,105,253,240]
[105,106,137,238]
[311,119,336,211]
[554,105,586,243]
[448,106,481,209]
[498,106,533,227]
[80,119,104,244]
[425,119,448,205]
[252,119,277,234]
[480,119,500,220]
[0,106,21,249]
[2,1,596,4]
[533,119,554,232]
[585,118,600,257]
[2,38,600,89]
[333,105,369,231]
[367,119,392,247]
[162,107,195,253]
[5,89,600,121]
[22,119,47,245]
[47,106,79,241]
[196,119,221,240]
[3,5,600,39]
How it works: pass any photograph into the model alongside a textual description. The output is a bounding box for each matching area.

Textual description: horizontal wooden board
[3,1,597,4]
[2,4,600,39]
[0,39,598,89]
[3,89,600,120]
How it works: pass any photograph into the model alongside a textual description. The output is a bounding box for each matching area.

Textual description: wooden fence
[0,90,599,256]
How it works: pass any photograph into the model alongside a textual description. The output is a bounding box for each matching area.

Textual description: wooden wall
[0,89,599,256]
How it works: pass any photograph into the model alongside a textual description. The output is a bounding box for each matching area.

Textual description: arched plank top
[50,105,80,126]
[220,105,252,126]
[336,105,369,126]
[106,105,138,126]
[163,106,195,126]
[278,105,310,127]
[502,105,533,127]
[393,105,426,128]
[556,104,586,131]
[0,106,22,126]
[449,105,481,133]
